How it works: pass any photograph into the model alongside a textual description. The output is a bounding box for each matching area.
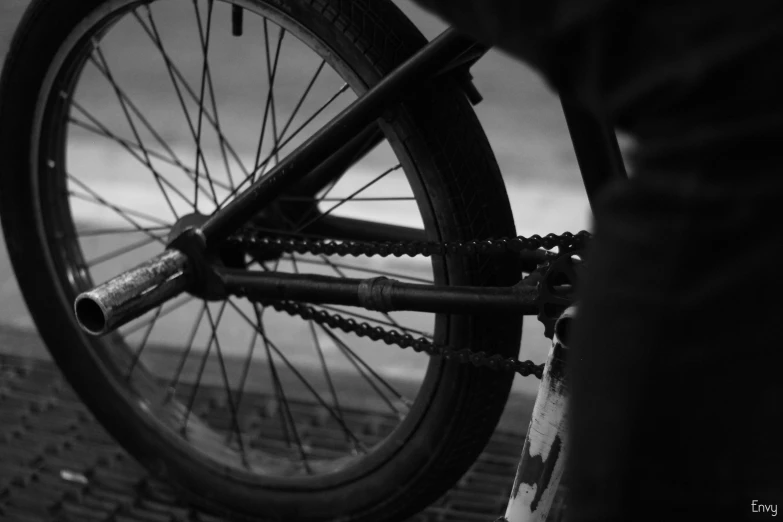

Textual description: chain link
[227,228,592,379]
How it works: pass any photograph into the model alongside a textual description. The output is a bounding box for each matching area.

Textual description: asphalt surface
[0,343,565,522]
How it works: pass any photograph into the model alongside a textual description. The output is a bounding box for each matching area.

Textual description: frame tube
[501,306,575,522]
[288,124,384,198]
[200,29,477,246]
[219,268,539,315]
[560,99,628,210]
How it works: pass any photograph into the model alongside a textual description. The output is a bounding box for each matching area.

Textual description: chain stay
[228,229,592,380]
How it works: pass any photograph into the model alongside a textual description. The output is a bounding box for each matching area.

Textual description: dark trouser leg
[566,154,783,521]
[407,1,783,517]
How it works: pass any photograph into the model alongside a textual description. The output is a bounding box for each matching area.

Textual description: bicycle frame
[499,306,574,522]
[65,22,627,522]
[73,27,626,337]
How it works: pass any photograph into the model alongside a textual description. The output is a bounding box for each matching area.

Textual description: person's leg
[408,1,783,519]
[565,37,783,519]
[566,151,783,520]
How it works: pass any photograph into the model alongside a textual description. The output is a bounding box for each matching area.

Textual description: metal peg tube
[73,249,190,336]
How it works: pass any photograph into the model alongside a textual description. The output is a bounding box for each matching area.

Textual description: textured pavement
[0,327,562,522]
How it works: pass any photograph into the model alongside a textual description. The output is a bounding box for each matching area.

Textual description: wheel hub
[167,211,285,269]
[166,212,209,245]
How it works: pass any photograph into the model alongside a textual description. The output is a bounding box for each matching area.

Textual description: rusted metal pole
[498,306,575,522]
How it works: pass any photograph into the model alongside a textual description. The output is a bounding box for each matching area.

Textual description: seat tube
[498,306,575,522]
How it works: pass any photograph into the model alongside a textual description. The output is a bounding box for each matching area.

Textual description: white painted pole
[499,306,575,522]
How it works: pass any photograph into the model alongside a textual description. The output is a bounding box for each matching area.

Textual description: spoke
[255,305,296,454]
[274,59,327,158]
[69,116,226,197]
[67,176,171,234]
[228,300,368,452]
[225,307,261,446]
[216,83,351,209]
[288,124,385,199]
[314,303,434,339]
[286,240,414,415]
[126,305,163,379]
[294,164,402,232]
[323,326,412,408]
[82,57,217,199]
[90,46,184,219]
[120,294,195,337]
[254,83,352,177]
[137,6,218,199]
[193,0,235,192]
[165,302,208,401]
[77,224,170,237]
[252,19,285,182]
[319,325,410,417]
[192,0,218,208]
[290,256,355,451]
[256,307,312,470]
[380,309,406,335]
[136,7,248,204]
[85,235,161,267]
[308,320,347,419]
[68,190,170,234]
[68,100,196,212]
[182,300,227,434]
[205,304,249,467]
[255,82,351,175]
[307,249,346,279]
[266,25,282,169]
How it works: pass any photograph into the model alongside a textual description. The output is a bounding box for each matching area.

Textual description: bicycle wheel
[0,0,523,520]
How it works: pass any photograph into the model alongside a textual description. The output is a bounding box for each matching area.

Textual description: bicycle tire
[0,0,523,520]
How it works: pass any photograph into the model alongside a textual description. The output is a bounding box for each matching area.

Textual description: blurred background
[0,0,593,403]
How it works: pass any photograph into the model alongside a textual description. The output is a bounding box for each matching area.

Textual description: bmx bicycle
[0,0,626,520]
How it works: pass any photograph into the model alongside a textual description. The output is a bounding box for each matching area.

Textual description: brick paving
[0,328,560,522]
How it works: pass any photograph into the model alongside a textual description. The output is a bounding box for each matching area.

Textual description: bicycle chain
[227,229,592,380]
[227,229,591,259]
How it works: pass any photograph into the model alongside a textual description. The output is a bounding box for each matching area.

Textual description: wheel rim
[31,0,456,485]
